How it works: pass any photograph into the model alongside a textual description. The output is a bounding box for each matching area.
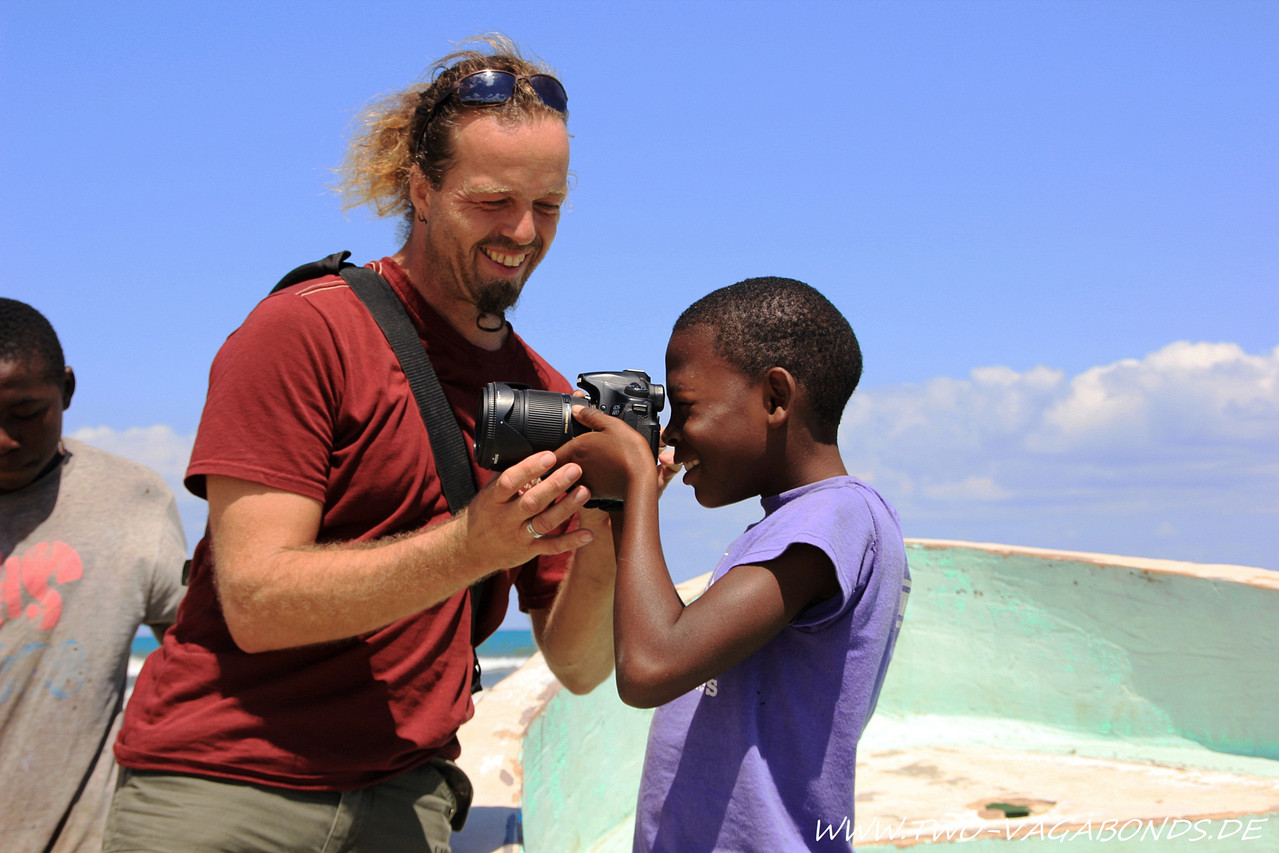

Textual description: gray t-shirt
[0,438,186,852]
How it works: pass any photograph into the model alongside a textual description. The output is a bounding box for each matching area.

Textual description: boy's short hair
[0,298,65,382]
[673,277,861,435]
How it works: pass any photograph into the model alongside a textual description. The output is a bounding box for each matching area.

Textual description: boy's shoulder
[749,476,905,567]
[766,475,897,519]
[62,438,171,494]
[735,476,893,550]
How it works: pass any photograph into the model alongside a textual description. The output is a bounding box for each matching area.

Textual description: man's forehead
[465,179,568,200]
[448,114,569,185]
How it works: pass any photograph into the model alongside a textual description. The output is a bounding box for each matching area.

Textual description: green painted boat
[453,540,1279,851]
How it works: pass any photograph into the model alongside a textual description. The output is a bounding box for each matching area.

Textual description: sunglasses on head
[429,69,568,118]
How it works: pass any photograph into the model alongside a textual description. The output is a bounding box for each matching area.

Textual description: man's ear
[762,367,795,427]
[61,366,75,411]
[408,167,433,221]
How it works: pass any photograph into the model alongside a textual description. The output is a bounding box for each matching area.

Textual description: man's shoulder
[278,272,354,302]
[254,272,362,319]
[224,271,375,359]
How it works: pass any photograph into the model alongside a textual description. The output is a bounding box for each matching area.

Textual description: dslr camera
[476,369,665,474]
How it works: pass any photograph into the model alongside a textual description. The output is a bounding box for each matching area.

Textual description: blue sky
[3,1,1276,602]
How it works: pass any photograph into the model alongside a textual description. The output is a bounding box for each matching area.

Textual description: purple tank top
[634,476,910,852]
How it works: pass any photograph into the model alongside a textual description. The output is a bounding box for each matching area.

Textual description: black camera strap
[274,251,487,693]
[340,268,478,514]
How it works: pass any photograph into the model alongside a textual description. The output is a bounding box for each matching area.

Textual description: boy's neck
[764,441,847,498]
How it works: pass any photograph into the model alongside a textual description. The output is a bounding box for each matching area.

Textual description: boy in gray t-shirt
[0,298,186,852]
[562,277,910,851]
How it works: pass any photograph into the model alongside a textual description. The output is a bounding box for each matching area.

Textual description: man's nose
[502,206,537,246]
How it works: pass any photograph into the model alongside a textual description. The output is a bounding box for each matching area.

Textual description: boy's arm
[561,407,838,709]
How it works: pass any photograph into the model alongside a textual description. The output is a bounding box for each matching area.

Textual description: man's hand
[454,450,596,569]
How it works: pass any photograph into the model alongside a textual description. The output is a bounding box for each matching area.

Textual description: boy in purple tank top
[564,277,911,851]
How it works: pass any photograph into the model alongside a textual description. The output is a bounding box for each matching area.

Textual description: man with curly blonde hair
[106,35,615,853]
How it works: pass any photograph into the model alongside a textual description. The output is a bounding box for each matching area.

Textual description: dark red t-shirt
[115,258,572,790]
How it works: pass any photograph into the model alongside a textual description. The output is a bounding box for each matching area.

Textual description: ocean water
[128,629,538,692]
[474,628,539,686]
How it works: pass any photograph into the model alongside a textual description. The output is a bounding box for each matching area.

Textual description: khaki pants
[102,758,472,853]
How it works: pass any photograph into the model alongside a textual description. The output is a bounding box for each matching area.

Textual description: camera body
[475,369,665,471]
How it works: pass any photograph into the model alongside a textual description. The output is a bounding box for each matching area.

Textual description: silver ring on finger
[526,521,544,539]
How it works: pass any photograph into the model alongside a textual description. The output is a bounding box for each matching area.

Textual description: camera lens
[476,383,590,470]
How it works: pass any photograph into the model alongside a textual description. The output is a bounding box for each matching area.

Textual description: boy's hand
[656,446,682,497]
[555,404,658,502]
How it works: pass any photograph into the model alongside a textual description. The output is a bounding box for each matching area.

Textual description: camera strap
[274,251,487,693]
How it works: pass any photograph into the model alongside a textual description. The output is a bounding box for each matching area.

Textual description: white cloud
[838,342,1279,568]
[1032,342,1279,452]
[922,476,1011,501]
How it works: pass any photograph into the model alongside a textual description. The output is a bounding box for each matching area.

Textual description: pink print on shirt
[1,541,83,630]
